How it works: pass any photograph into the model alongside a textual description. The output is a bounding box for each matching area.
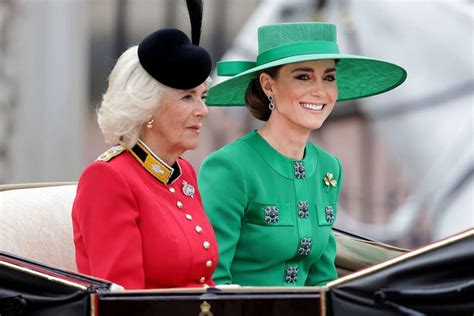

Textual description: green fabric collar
[241,130,317,179]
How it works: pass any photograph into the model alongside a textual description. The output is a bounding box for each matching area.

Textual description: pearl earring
[146,118,154,129]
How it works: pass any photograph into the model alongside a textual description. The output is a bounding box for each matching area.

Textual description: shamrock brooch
[323,173,337,191]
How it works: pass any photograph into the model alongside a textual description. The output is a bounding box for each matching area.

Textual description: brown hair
[244,66,281,121]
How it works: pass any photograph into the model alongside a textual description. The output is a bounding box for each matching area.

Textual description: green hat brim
[206,54,407,106]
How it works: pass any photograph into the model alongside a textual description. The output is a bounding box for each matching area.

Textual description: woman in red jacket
[72,0,218,289]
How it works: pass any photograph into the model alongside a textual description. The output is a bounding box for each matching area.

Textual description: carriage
[1,183,472,315]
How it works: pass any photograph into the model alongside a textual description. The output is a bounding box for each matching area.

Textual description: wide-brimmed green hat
[206,22,407,106]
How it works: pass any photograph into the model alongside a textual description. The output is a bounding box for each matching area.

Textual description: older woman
[72,0,218,289]
[198,22,406,286]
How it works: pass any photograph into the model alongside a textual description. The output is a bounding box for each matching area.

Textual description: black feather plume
[185,0,203,45]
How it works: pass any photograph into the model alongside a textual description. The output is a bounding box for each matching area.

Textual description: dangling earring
[268,95,275,110]
[146,118,154,129]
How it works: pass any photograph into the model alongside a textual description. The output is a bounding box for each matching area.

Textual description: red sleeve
[73,162,145,289]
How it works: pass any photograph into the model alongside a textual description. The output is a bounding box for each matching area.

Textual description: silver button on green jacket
[198,130,343,286]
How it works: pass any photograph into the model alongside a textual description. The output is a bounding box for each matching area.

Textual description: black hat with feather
[138,0,211,90]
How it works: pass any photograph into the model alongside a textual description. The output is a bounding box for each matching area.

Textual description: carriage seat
[0,183,78,272]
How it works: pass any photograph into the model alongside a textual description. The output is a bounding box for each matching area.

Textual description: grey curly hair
[97,46,166,148]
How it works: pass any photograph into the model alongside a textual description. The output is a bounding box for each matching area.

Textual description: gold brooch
[323,173,337,191]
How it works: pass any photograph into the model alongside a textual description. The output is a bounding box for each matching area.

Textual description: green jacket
[198,130,343,286]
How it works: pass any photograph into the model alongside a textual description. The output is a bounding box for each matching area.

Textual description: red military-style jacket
[72,141,218,289]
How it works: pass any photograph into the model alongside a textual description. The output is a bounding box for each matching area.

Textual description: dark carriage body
[0,252,108,316]
[327,230,473,316]
[0,252,325,315]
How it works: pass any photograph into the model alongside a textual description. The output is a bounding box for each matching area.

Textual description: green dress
[198,130,343,286]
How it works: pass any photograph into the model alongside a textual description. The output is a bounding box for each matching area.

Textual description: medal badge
[182,180,195,198]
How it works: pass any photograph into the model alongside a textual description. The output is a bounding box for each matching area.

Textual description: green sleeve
[198,151,248,284]
[306,156,344,286]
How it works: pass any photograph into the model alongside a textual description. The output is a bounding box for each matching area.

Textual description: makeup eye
[325,74,336,82]
[296,74,310,81]
[182,95,193,101]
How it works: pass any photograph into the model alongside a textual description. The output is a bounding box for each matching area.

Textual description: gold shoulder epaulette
[96,145,125,162]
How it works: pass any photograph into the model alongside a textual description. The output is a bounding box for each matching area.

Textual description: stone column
[7,0,88,183]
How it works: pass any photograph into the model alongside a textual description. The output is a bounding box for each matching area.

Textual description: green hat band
[257,40,339,66]
[218,40,339,77]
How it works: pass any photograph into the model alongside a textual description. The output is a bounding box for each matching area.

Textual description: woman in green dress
[198,22,406,286]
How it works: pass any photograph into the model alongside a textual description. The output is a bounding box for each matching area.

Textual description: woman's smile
[299,102,326,112]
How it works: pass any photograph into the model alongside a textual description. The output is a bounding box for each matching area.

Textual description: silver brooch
[298,201,309,218]
[182,180,195,198]
[285,266,299,284]
[297,238,312,256]
[294,161,305,179]
[264,206,279,224]
[325,205,335,224]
